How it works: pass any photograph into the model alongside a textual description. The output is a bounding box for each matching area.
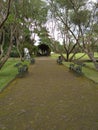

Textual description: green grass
[0,54,98,92]
[0,58,30,92]
[51,53,60,59]
[63,62,98,83]
[51,53,98,83]
[51,52,98,60]
[74,53,89,60]
[83,67,98,83]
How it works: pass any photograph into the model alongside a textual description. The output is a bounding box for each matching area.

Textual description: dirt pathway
[0,57,98,130]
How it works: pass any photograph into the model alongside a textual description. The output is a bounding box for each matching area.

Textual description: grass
[0,58,30,92]
[63,62,98,83]
[83,66,98,83]
[51,53,60,58]
[0,53,98,92]
[51,53,98,83]
[51,52,98,60]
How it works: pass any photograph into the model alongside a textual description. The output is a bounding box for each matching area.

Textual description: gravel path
[0,57,98,130]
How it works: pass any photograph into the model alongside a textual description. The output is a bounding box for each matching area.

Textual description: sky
[91,0,97,2]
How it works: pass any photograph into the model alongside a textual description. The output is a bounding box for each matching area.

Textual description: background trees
[0,0,48,69]
[0,0,98,70]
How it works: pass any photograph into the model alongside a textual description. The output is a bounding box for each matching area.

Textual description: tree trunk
[0,0,11,29]
[0,26,15,69]
[87,51,98,71]
[0,41,13,69]
[69,52,77,62]
[16,39,24,61]
[0,29,5,60]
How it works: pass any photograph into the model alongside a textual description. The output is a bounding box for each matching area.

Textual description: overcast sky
[91,0,97,2]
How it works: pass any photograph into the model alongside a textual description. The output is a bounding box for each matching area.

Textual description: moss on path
[0,57,98,130]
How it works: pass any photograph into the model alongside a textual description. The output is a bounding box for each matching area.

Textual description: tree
[13,0,48,60]
[0,0,17,69]
[48,0,82,61]
[0,0,11,29]
[0,0,48,69]
[48,0,98,70]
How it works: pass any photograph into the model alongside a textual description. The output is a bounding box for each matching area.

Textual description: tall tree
[0,0,48,69]
[0,0,11,29]
[48,0,82,61]
[48,0,98,70]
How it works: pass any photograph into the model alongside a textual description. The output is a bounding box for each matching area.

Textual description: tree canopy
[0,0,98,70]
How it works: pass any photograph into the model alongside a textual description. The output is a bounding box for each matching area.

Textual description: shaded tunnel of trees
[37,44,51,56]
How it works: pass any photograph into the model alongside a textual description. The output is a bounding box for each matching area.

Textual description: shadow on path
[0,57,98,130]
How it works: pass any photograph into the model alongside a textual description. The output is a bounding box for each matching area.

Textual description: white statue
[24,48,31,60]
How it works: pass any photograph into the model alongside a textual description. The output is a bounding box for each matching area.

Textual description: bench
[57,56,63,65]
[14,62,28,77]
[30,58,35,64]
[69,61,85,75]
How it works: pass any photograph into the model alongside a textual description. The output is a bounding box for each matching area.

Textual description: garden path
[0,57,98,130]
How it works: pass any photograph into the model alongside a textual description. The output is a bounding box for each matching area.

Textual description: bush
[10,47,19,57]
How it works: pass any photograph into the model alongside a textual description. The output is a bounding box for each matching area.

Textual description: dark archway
[37,44,51,56]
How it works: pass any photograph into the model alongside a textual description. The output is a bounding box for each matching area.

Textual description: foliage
[36,27,52,50]
[0,58,30,91]
[70,10,90,25]
[48,0,98,70]
[19,42,36,57]
[0,0,48,69]
[10,46,19,57]
[0,58,19,91]
[92,23,98,33]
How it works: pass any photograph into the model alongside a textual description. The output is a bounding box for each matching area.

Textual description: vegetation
[48,0,98,70]
[0,0,98,87]
[0,59,18,91]
[0,0,48,69]
[52,53,98,83]
[0,58,29,92]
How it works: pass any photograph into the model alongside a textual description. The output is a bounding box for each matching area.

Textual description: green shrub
[10,47,19,57]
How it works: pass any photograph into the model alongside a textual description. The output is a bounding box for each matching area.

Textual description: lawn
[0,58,29,92]
[51,52,98,83]
[63,62,98,83]
[51,52,98,60]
